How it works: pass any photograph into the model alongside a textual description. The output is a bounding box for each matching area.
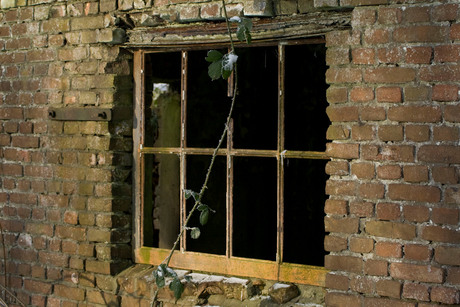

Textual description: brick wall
[325,2,460,306]
[0,0,459,306]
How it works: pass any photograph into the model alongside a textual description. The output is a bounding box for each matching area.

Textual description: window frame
[133,38,329,286]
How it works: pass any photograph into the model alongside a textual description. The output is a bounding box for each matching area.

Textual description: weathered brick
[364,67,416,83]
[325,216,359,234]
[350,237,374,253]
[390,263,443,283]
[365,220,415,240]
[325,255,363,273]
[325,160,349,176]
[388,184,440,203]
[388,106,441,123]
[404,244,431,262]
[430,286,460,305]
[326,143,359,159]
[376,87,401,103]
[376,279,401,299]
[402,283,429,301]
[434,245,460,266]
[421,225,460,243]
[375,241,402,258]
[324,235,348,252]
[394,25,448,43]
[54,284,85,301]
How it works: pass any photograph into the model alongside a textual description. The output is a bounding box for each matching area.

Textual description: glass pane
[187,50,229,148]
[233,46,278,150]
[143,154,180,249]
[233,157,277,261]
[185,155,226,255]
[283,158,327,266]
[145,52,182,148]
[284,44,329,151]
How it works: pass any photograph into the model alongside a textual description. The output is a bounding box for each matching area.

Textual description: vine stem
[161,0,237,269]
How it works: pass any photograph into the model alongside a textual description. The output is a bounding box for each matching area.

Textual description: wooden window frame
[133,38,329,287]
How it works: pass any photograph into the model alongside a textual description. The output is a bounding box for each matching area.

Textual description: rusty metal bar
[180,50,188,252]
[226,120,234,258]
[276,44,286,271]
[133,50,145,251]
[141,147,329,159]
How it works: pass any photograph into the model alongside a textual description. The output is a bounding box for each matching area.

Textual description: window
[133,39,330,286]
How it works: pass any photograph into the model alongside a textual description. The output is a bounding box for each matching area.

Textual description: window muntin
[134,39,329,286]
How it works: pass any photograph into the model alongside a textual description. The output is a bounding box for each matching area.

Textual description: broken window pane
[233,157,277,261]
[283,158,327,266]
[284,44,329,151]
[143,153,180,249]
[233,46,278,150]
[186,155,226,255]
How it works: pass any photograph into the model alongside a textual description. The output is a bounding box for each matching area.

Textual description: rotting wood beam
[125,11,351,47]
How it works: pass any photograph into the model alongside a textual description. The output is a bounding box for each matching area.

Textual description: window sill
[135,247,328,287]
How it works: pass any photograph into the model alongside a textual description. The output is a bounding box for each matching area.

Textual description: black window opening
[141,42,329,267]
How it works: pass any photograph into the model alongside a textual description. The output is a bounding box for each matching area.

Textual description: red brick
[325,255,363,273]
[420,64,460,82]
[388,106,441,123]
[390,263,443,283]
[326,143,359,159]
[432,207,459,225]
[366,220,415,240]
[324,235,348,252]
[325,161,349,176]
[377,47,403,64]
[376,279,401,299]
[327,125,350,140]
[325,199,348,215]
[433,126,457,142]
[364,28,390,44]
[325,273,349,291]
[394,25,448,43]
[361,145,414,162]
[24,279,52,295]
[352,125,375,141]
[326,180,357,196]
[326,87,348,104]
[434,245,460,266]
[359,183,384,199]
[431,286,460,305]
[350,201,374,217]
[447,267,460,284]
[432,166,458,184]
[376,87,402,103]
[445,105,460,122]
[326,47,350,65]
[350,275,374,294]
[54,284,85,301]
[432,84,459,102]
[364,67,416,83]
[403,6,430,23]
[451,23,460,40]
[365,259,388,276]
[403,165,428,183]
[351,162,374,179]
[375,241,402,258]
[325,216,359,233]
[404,244,431,262]
[421,225,460,243]
[418,145,460,163]
[363,297,415,307]
[434,45,460,63]
[388,184,440,203]
[327,105,360,122]
[376,203,400,220]
[352,48,375,65]
[350,86,374,102]
[326,67,362,83]
[360,106,386,121]
[432,4,458,22]
[405,125,429,142]
[326,30,360,47]
[350,237,374,253]
[402,282,430,301]
[378,125,403,141]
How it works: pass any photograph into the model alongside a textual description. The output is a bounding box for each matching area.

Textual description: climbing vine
[151,1,252,303]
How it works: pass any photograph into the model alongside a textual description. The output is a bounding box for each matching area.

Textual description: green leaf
[197,204,208,211]
[205,50,223,62]
[190,227,201,239]
[208,60,223,81]
[184,189,198,200]
[236,18,252,44]
[169,277,184,301]
[200,209,209,225]
[154,265,166,288]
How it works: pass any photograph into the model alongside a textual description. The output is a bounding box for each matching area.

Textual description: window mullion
[276,44,286,271]
[226,119,234,258]
[180,50,188,252]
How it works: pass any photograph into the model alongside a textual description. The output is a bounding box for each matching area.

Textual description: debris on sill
[117,264,325,306]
